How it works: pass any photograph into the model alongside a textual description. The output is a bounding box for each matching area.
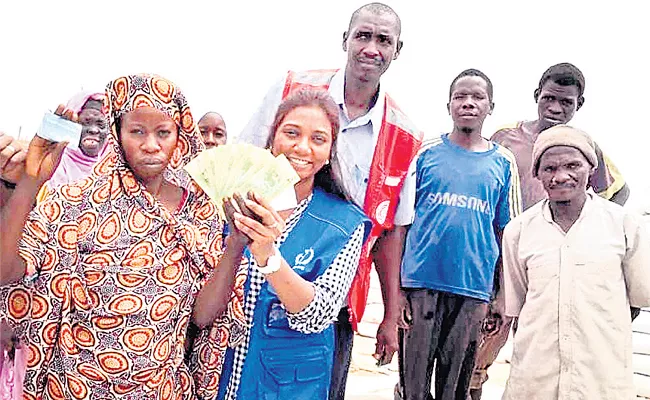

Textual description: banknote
[37,112,82,150]
[184,144,300,213]
[269,185,298,211]
[246,154,298,200]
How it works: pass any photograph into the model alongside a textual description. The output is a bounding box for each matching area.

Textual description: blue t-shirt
[401,134,521,302]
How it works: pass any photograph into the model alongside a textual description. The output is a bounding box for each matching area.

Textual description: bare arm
[0,134,31,284]
[259,225,363,319]
[491,227,505,304]
[192,237,247,328]
[285,226,364,333]
[232,193,317,314]
[265,258,316,313]
[373,225,409,365]
[374,225,407,322]
[0,112,78,285]
[0,177,41,285]
[483,227,506,336]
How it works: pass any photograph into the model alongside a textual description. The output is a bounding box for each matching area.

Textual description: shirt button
[364,178,368,183]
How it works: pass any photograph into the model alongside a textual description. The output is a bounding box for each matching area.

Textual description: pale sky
[2,0,649,207]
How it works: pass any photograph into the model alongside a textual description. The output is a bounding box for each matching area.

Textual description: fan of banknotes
[184,144,300,212]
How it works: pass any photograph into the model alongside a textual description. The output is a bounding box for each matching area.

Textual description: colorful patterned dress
[0,74,245,399]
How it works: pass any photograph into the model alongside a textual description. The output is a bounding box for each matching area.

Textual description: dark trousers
[329,307,355,400]
[396,289,488,400]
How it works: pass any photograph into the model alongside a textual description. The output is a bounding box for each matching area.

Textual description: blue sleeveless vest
[229,188,369,400]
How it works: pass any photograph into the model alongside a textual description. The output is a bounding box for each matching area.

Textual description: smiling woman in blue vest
[189,90,370,400]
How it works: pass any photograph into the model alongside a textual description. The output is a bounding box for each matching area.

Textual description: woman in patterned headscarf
[0,73,246,399]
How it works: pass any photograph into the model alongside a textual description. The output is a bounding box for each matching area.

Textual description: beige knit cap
[532,124,598,176]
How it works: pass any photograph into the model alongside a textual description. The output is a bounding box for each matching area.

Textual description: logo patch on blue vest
[293,248,314,270]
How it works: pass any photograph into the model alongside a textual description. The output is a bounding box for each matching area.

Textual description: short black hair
[449,69,493,102]
[348,2,401,36]
[198,111,225,124]
[537,63,585,97]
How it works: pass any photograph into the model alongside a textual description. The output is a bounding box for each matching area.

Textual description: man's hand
[372,225,409,366]
[374,290,411,366]
[482,295,506,338]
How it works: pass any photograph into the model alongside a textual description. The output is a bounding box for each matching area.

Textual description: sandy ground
[346,271,510,400]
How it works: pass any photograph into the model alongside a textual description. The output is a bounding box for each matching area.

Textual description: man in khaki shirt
[502,125,650,399]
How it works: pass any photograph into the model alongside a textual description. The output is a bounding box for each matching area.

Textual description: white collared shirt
[502,195,650,399]
[237,68,415,225]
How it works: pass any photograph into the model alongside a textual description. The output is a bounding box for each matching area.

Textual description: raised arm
[1,135,66,285]
[232,192,317,313]
[285,224,364,334]
[0,133,27,207]
[193,197,250,328]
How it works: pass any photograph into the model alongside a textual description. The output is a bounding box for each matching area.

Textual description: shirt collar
[329,67,386,134]
[329,69,346,106]
[541,193,594,225]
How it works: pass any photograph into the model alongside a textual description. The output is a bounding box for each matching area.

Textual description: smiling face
[537,146,593,203]
[78,100,109,157]
[270,106,334,186]
[448,75,493,131]
[119,107,179,184]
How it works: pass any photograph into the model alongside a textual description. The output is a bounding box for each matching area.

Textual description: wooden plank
[635,372,650,398]
[633,310,650,335]
[636,309,650,397]
[634,332,650,356]
[635,353,650,377]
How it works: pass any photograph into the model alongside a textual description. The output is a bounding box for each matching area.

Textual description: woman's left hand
[232,191,285,266]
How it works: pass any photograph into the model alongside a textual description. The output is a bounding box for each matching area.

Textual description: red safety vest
[282,69,423,329]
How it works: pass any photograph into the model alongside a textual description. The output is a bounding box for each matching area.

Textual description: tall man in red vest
[237,3,422,399]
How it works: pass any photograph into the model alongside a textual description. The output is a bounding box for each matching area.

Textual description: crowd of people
[1,2,649,400]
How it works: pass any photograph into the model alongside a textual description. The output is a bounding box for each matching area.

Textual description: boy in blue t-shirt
[396,69,521,400]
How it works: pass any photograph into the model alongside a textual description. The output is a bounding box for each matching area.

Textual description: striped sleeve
[590,142,626,200]
[394,136,445,226]
[417,136,445,156]
[497,145,522,218]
